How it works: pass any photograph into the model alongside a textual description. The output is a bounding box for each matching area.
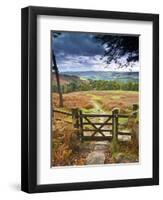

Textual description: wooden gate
[54,104,138,142]
[71,105,138,142]
[79,112,113,141]
[72,108,123,141]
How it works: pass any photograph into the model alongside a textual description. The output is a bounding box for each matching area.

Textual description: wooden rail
[81,114,113,117]
[83,122,112,125]
[53,109,72,116]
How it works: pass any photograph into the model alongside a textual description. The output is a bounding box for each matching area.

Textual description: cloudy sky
[52,32,139,72]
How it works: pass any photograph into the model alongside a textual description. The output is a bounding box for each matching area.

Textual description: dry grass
[52,91,138,113]
[103,95,138,112]
[52,92,94,110]
[88,91,138,112]
[52,112,89,166]
[52,112,80,166]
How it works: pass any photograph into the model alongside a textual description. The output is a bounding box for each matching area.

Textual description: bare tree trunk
[52,52,63,107]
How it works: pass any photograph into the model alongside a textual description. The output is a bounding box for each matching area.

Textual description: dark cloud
[52,32,105,56]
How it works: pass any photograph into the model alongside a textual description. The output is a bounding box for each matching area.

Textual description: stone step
[86,151,105,165]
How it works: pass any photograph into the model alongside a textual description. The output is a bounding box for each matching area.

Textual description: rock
[94,145,108,151]
[86,152,105,165]
[79,143,95,152]
[118,135,131,141]
[93,141,109,151]
[95,141,109,145]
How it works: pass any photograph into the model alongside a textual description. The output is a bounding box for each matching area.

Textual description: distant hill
[60,71,139,82]
[52,71,139,93]
[52,73,87,85]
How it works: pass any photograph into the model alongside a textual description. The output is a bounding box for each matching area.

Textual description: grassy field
[52,90,139,166]
[52,90,139,113]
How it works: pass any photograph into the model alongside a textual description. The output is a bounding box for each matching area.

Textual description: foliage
[94,34,139,67]
[109,114,139,163]
[53,144,72,166]
[52,112,86,166]
[52,113,78,166]
[52,80,139,93]
[128,114,139,154]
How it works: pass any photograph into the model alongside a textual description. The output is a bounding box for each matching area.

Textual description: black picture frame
[21,6,159,193]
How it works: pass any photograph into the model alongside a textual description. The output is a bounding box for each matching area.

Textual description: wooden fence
[53,104,138,142]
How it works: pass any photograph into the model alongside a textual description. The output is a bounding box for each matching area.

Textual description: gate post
[71,108,79,135]
[131,104,139,141]
[132,104,139,118]
[79,110,83,142]
[112,108,119,141]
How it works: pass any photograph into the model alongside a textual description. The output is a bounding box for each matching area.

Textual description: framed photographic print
[21,6,159,193]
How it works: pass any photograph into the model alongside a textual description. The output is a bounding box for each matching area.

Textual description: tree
[52,32,63,107]
[94,35,139,68]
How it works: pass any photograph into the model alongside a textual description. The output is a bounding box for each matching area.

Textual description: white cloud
[56,54,139,72]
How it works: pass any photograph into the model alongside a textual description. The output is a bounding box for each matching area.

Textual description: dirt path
[85,98,110,165]
[91,98,131,141]
[91,100,105,114]
[84,98,130,165]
